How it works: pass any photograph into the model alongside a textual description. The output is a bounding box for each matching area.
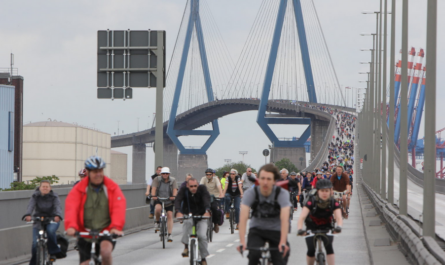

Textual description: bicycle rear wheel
[161,218,166,249]
[189,239,196,265]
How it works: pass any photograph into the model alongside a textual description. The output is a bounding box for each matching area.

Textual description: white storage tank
[23,121,111,184]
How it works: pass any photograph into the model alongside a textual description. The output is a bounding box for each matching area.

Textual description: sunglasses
[230,173,236,175]
[189,185,198,188]
[206,173,212,176]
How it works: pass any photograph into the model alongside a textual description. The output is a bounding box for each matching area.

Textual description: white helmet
[160,167,171,174]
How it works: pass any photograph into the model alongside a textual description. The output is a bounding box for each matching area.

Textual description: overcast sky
[1,0,443,181]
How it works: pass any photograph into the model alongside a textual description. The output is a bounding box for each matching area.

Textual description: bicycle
[333,191,348,219]
[289,191,298,220]
[228,195,238,234]
[154,197,173,249]
[238,242,283,265]
[26,217,58,265]
[177,215,210,265]
[74,230,122,265]
[304,229,334,265]
[206,197,221,243]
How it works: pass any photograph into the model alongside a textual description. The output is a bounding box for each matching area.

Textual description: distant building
[110,150,128,184]
[23,121,112,184]
[0,73,24,182]
[0,85,15,189]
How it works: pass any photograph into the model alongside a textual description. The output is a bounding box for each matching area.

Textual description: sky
[0,0,443,181]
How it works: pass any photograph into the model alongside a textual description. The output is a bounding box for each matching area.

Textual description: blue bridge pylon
[167,0,219,155]
[257,0,316,148]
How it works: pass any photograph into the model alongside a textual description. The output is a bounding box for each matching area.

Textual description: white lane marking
[226,243,233,247]
[234,239,240,242]
[207,254,215,259]
[216,248,225,253]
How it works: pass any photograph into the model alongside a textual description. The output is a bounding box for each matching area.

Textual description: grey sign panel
[263,149,270,156]
[97,88,112,99]
[97,30,165,91]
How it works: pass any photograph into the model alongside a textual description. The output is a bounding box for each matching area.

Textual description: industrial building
[0,85,15,189]
[22,121,128,184]
[0,73,23,182]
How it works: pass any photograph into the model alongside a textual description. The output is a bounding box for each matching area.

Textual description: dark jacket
[23,189,63,228]
[175,185,210,216]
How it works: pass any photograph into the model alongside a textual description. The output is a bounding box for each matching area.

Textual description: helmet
[317,171,323,175]
[160,167,171,174]
[78,169,87,177]
[290,172,297,176]
[84,156,106,170]
[205,168,213,174]
[316,179,333,190]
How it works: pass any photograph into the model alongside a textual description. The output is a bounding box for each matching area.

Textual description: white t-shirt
[146,177,153,186]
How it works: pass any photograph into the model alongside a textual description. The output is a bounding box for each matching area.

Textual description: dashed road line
[216,249,225,253]
[207,254,215,259]
[234,239,240,242]
[226,243,233,247]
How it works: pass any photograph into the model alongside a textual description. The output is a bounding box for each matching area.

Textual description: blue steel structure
[394,48,416,143]
[257,0,316,148]
[167,0,219,155]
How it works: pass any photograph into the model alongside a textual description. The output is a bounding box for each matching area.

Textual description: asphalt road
[25,190,369,265]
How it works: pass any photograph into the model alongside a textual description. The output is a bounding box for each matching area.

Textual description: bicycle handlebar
[71,230,124,239]
[176,215,210,220]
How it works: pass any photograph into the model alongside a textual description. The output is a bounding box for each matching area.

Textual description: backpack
[55,234,69,259]
[251,186,281,218]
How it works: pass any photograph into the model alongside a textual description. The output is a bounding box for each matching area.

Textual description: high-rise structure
[0,73,24,182]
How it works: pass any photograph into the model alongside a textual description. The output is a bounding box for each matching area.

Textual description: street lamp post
[239,151,248,163]
[388,0,396,205]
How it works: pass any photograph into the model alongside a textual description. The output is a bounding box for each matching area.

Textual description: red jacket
[64,176,126,232]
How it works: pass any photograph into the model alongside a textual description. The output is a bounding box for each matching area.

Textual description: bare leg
[100,241,113,265]
[155,204,162,222]
[167,211,173,234]
[307,256,315,265]
[327,254,335,265]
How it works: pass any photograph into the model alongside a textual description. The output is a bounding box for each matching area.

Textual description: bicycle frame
[76,230,121,265]
[305,229,333,265]
[27,217,57,265]
[178,215,210,265]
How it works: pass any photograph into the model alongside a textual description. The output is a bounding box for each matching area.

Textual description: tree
[0,175,59,191]
[274,158,299,173]
[215,161,256,179]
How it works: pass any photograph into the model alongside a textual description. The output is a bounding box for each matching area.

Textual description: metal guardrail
[363,183,445,264]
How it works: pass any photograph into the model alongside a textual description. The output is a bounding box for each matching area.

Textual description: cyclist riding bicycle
[200,168,224,233]
[330,166,351,215]
[175,178,211,265]
[65,155,126,265]
[23,180,63,265]
[74,169,88,186]
[222,169,243,229]
[241,167,257,191]
[238,163,291,265]
[300,172,313,207]
[151,167,178,242]
[297,179,343,265]
[311,171,325,189]
[147,166,162,219]
[288,172,301,210]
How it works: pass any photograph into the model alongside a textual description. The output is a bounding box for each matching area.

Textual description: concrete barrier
[0,184,150,264]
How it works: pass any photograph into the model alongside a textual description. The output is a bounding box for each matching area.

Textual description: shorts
[77,237,116,262]
[333,190,347,200]
[154,201,174,212]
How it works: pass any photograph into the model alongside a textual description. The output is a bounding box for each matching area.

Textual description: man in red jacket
[65,156,126,265]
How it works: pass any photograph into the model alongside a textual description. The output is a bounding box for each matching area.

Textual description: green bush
[274,158,299,174]
[0,175,59,191]
[214,161,256,179]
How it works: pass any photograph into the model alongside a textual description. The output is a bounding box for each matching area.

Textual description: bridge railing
[303,115,336,172]
[0,184,150,264]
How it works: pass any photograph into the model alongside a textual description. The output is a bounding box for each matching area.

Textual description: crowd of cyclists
[22,106,357,265]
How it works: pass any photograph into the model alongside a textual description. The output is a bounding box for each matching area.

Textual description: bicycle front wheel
[36,241,46,265]
[189,239,196,265]
[161,218,166,249]
[316,252,326,265]
[230,210,234,234]
[209,218,213,242]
